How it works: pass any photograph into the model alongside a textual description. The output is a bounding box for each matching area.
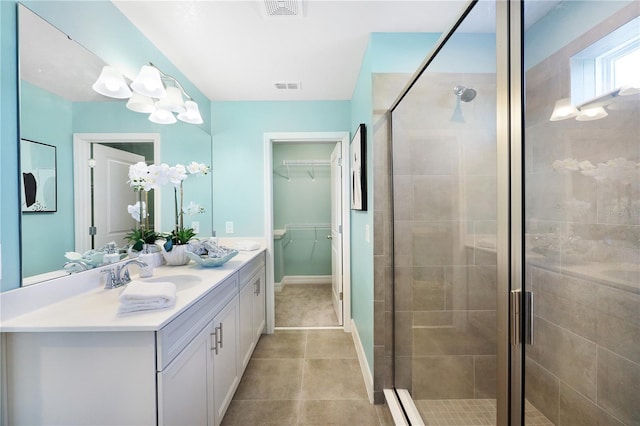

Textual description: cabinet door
[253,266,266,339]
[158,323,214,426]
[212,297,239,426]
[239,277,256,372]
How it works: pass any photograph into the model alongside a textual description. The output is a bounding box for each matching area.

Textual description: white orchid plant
[127,161,210,252]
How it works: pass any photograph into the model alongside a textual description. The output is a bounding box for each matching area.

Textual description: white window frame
[571,16,640,106]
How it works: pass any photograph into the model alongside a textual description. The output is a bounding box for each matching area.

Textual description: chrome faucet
[101,259,148,289]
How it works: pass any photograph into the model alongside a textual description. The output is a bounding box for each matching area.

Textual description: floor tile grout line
[295,330,309,425]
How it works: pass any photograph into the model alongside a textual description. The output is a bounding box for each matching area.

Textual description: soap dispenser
[138,244,154,278]
[103,242,120,264]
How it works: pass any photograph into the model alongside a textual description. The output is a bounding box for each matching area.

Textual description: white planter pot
[161,244,190,266]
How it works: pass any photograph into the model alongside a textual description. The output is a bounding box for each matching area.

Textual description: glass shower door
[391,2,499,423]
[523,1,640,425]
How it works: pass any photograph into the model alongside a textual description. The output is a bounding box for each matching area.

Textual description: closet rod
[282,160,330,166]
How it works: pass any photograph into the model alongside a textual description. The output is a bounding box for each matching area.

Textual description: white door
[330,143,343,325]
[92,144,144,249]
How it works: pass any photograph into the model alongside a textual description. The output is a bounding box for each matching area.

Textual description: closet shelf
[277,160,330,181]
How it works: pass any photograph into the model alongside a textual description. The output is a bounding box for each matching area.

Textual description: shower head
[453,85,477,102]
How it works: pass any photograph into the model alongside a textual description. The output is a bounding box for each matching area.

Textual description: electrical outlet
[225,221,234,234]
[191,221,200,234]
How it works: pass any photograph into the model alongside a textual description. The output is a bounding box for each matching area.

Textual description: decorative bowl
[185,249,238,267]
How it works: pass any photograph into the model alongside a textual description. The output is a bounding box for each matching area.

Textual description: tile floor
[415,398,554,425]
[221,329,394,425]
[275,283,339,327]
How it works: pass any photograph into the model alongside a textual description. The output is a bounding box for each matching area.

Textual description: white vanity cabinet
[211,296,239,425]
[2,249,266,426]
[238,253,266,372]
[158,323,214,426]
[157,273,239,426]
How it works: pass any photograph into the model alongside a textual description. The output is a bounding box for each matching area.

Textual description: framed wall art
[20,139,57,212]
[350,123,367,211]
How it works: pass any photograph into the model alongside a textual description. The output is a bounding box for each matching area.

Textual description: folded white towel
[233,240,260,251]
[118,280,177,314]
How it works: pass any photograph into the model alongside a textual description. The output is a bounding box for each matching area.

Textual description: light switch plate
[225,221,234,233]
[191,221,200,234]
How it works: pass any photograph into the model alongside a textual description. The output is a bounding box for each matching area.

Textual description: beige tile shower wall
[373,73,409,403]
[524,3,639,425]
[373,72,497,402]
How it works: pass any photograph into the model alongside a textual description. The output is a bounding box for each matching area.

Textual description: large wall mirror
[18,4,213,287]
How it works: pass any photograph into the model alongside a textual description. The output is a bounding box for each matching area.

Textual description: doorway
[73,133,160,253]
[263,132,351,334]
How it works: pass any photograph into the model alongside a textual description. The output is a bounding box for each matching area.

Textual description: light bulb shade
[155,86,186,113]
[618,83,640,96]
[149,108,177,124]
[92,66,132,99]
[576,106,608,121]
[177,100,204,124]
[549,98,579,121]
[126,92,156,113]
[131,65,167,98]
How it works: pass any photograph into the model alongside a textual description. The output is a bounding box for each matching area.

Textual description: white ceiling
[112,0,472,101]
[21,1,560,103]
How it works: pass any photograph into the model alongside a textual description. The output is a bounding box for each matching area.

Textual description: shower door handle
[510,290,533,346]
[510,290,521,346]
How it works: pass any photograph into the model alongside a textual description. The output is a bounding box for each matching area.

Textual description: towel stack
[118,280,177,314]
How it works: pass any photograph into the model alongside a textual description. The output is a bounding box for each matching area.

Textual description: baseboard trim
[350,318,374,404]
[281,275,332,286]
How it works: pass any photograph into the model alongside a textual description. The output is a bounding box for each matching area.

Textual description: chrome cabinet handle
[210,331,218,355]
[254,278,260,296]
[217,323,223,349]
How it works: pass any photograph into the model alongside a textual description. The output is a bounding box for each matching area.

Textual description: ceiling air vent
[263,0,304,18]
[274,81,301,90]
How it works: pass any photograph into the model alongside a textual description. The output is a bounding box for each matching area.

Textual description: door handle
[327,235,333,240]
[510,290,533,346]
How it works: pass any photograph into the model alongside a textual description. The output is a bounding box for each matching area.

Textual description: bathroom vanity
[1,249,266,426]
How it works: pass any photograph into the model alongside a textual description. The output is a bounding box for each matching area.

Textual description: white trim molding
[351,318,374,404]
[263,132,351,334]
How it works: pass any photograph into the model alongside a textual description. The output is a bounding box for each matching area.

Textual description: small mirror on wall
[350,123,367,211]
[20,139,57,213]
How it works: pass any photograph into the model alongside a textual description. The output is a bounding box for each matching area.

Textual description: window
[571,17,640,105]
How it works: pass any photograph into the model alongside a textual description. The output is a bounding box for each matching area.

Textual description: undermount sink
[141,274,202,291]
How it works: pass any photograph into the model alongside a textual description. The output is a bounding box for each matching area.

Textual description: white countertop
[0,248,265,333]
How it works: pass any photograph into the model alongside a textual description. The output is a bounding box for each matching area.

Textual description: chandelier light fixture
[92,62,203,125]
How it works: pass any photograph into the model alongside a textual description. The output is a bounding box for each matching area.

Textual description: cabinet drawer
[238,251,265,288]
[157,274,238,371]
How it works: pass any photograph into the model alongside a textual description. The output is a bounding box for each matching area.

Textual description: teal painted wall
[20,82,74,277]
[349,42,375,370]
[210,101,351,238]
[349,32,440,375]
[0,0,210,291]
[273,143,334,278]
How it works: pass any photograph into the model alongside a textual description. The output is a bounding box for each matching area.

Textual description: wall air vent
[274,81,301,90]
[263,0,304,18]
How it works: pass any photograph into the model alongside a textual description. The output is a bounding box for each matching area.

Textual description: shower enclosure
[385,1,639,424]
